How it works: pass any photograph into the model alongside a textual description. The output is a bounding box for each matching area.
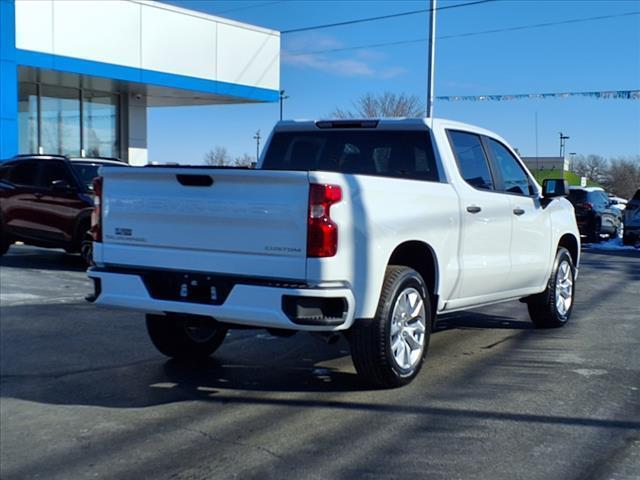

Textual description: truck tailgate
[99,167,310,280]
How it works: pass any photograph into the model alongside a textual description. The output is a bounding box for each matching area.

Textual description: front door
[483,137,551,291]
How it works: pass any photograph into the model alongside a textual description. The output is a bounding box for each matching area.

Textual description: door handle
[513,208,525,216]
[34,192,43,199]
[466,205,482,214]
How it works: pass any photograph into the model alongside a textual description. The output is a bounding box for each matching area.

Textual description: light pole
[253,130,261,162]
[426,0,436,118]
[279,90,289,121]
[559,132,569,158]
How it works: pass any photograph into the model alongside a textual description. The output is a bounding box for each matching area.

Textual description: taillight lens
[577,202,593,211]
[307,184,342,258]
[90,176,103,242]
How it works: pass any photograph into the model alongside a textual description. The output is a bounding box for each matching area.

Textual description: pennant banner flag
[436,90,640,102]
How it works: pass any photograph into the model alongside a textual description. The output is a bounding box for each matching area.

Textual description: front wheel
[527,247,576,328]
[146,314,228,361]
[349,266,432,388]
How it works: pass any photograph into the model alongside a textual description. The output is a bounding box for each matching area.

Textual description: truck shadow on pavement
[1,305,537,409]
[0,246,86,272]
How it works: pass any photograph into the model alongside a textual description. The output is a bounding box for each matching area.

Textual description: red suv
[0,154,126,264]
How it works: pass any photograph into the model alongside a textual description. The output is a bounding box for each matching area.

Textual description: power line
[281,0,496,34]
[285,11,640,57]
[213,1,286,15]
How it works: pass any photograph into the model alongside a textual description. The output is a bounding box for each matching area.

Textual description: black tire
[349,266,432,388]
[146,314,228,361]
[586,218,601,243]
[79,232,94,266]
[527,247,576,328]
[622,233,634,246]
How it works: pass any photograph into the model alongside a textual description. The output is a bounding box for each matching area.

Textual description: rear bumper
[87,269,356,332]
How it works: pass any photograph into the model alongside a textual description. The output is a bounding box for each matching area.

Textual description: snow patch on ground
[583,237,638,251]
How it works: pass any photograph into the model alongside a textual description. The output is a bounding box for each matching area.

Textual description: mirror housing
[542,178,568,198]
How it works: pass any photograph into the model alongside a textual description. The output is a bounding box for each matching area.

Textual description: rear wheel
[587,218,601,243]
[349,266,431,388]
[527,247,575,328]
[80,232,94,266]
[146,314,228,360]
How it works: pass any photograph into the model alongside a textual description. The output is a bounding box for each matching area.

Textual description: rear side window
[568,190,587,204]
[447,131,493,190]
[485,138,534,195]
[8,161,39,187]
[262,130,441,182]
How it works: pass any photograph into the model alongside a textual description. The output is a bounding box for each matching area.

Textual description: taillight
[307,184,342,258]
[90,176,103,242]
[577,202,593,211]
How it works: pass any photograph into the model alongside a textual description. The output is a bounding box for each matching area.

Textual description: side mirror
[542,179,568,198]
[51,179,74,192]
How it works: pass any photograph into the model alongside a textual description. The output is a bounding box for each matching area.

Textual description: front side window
[70,163,102,192]
[448,130,493,190]
[39,161,73,189]
[485,138,534,195]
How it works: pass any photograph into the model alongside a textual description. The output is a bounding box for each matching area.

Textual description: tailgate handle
[176,174,213,187]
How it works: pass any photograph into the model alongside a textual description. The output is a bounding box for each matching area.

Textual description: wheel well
[73,215,91,246]
[388,241,438,295]
[558,234,578,266]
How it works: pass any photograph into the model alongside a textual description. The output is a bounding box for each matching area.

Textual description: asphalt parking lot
[1,245,639,480]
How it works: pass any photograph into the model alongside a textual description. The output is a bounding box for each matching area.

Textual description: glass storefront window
[83,92,119,158]
[41,85,81,156]
[18,83,38,154]
[17,82,120,158]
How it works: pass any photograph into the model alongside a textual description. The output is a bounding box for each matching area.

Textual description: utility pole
[253,130,261,162]
[426,0,436,118]
[559,132,570,158]
[279,90,289,121]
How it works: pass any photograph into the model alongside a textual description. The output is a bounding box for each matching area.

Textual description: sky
[150,0,640,164]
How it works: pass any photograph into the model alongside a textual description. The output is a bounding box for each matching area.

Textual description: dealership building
[0,0,280,164]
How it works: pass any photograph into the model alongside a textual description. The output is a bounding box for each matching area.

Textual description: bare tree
[601,156,640,199]
[203,146,232,166]
[332,91,424,118]
[572,154,608,183]
[235,153,254,167]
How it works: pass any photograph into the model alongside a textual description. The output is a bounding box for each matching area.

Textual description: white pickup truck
[88,118,580,387]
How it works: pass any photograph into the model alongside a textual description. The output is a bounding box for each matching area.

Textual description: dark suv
[567,187,623,243]
[0,154,126,263]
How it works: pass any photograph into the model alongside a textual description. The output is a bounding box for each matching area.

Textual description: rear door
[2,160,44,240]
[100,168,310,280]
[447,130,512,302]
[36,160,88,243]
[483,137,551,290]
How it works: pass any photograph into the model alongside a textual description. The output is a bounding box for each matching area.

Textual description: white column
[127,93,148,166]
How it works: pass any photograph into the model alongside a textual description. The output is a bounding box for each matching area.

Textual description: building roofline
[134,0,280,36]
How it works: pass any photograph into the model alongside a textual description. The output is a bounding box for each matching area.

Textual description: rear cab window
[262,130,443,182]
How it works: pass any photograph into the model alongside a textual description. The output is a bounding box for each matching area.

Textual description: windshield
[70,163,104,192]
